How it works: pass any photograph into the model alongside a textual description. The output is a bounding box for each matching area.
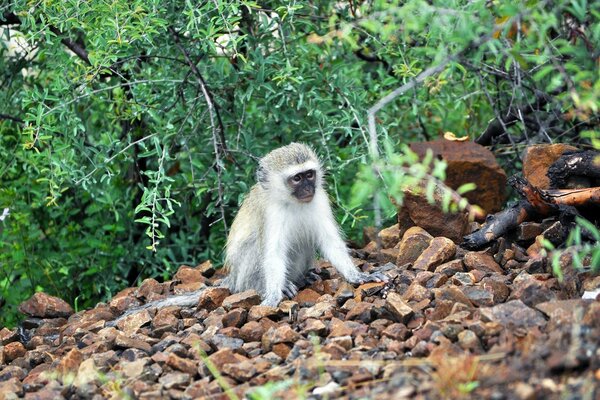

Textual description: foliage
[1,0,598,326]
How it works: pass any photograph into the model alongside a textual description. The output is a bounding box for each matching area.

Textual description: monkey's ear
[256,164,268,185]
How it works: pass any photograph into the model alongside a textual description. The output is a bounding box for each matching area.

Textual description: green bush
[1,0,598,326]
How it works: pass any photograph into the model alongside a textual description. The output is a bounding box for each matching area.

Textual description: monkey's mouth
[297,194,314,203]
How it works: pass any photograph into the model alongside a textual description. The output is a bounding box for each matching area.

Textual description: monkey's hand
[282,281,299,299]
[261,291,283,307]
[347,271,389,285]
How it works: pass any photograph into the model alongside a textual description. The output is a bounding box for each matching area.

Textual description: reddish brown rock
[116,309,152,335]
[166,353,198,375]
[400,186,471,243]
[247,305,279,321]
[195,260,215,278]
[402,282,432,302]
[0,328,18,346]
[345,302,375,323]
[295,288,321,305]
[385,292,414,324]
[197,287,231,311]
[435,259,465,276]
[302,319,327,337]
[0,378,23,398]
[152,306,181,330]
[222,290,261,310]
[396,227,433,266]
[410,139,507,214]
[222,360,257,382]
[522,144,579,189]
[18,292,74,318]
[377,224,401,248]
[222,308,247,328]
[433,286,473,307]
[136,278,163,300]
[262,325,301,351]
[114,334,152,353]
[56,348,83,378]
[3,341,26,362]
[174,265,206,284]
[109,288,141,313]
[463,251,504,274]
[328,318,353,338]
[382,323,410,341]
[480,300,546,328]
[206,349,248,370]
[413,237,456,271]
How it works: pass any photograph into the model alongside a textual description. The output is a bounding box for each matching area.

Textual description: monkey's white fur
[223,143,386,306]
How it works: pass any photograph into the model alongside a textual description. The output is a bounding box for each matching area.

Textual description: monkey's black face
[288,169,316,202]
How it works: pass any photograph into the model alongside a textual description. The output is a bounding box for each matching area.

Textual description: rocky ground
[1,214,599,400]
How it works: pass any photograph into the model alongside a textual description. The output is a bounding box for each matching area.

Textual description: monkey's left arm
[317,211,388,285]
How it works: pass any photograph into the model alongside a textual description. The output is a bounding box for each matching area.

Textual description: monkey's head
[257,143,322,204]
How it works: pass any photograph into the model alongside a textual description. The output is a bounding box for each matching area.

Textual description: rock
[158,372,191,390]
[206,349,248,370]
[402,282,432,302]
[302,319,327,337]
[0,379,22,399]
[435,259,465,276]
[295,288,321,305]
[382,323,410,341]
[509,274,557,307]
[518,222,543,242]
[174,265,206,284]
[0,328,18,346]
[166,353,198,375]
[109,288,142,313]
[195,260,215,278]
[18,292,73,318]
[116,309,152,335]
[385,292,414,324]
[433,286,473,307]
[410,139,507,213]
[479,300,546,328]
[221,308,247,328]
[345,302,375,323]
[56,348,83,381]
[400,187,470,243]
[114,334,152,353]
[377,224,401,248]
[457,330,482,352]
[3,341,26,362]
[222,360,257,382]
[522,144,579,189]
[262,325,301,351]
[197,287,231,311]
[413,237,456,271]
[396,227,433,266]
[461,286,495,307]
[463,251,504,274]
[247,305,279,321]
[136,278,163,300]
[222,290,261,310]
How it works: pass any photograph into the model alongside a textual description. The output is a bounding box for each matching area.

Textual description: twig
[169,26,229,232]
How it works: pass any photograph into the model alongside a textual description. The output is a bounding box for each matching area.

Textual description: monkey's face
[287,169,316,203]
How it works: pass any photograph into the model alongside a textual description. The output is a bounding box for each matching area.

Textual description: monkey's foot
[349,271,389,285]
[282,281,299,299]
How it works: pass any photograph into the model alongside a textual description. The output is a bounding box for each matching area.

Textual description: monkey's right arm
[260,212,289,307]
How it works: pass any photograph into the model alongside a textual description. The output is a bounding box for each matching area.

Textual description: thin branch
[169,26,230,232]
[0,113,24,123]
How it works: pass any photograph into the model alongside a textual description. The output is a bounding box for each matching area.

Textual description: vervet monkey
[223,143,388,307]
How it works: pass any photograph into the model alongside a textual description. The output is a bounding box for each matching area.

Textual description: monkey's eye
[305,170,314,180]
[292,174,302,183]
